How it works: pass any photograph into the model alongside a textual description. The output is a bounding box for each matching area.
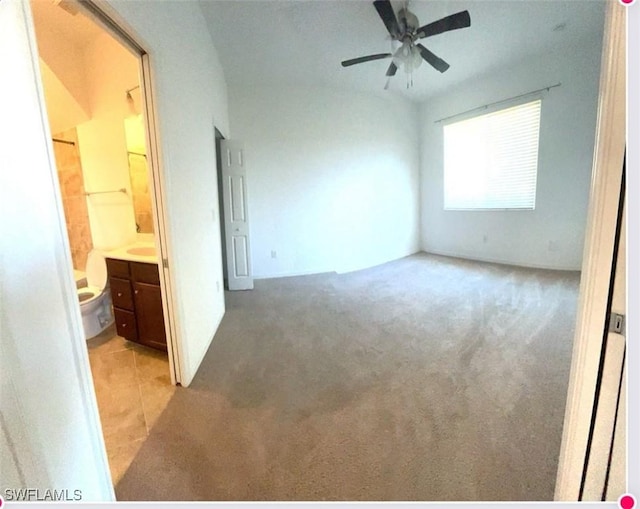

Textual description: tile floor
[87,324,175,483]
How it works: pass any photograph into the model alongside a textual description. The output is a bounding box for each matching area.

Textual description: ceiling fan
[341,0,470,87]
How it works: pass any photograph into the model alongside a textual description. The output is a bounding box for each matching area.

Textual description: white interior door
[220,140,254,290]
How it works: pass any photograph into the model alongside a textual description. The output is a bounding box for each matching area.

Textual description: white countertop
[101,240,159,264]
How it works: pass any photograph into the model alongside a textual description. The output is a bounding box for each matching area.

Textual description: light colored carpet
[115,253,580,501]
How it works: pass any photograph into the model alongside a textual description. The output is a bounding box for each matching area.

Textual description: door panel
[233,236,249,277]
[230,175,246,221]
[221,140,254,290]
[606,364,626,500]
[582,333,625,499]
[582,198,626,500]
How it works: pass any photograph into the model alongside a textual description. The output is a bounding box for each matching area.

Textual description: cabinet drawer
[110,277,134,310]
[131,262,160,285]
[106,258,130,279]
[114,308,138,342]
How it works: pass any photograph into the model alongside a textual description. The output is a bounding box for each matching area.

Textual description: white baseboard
[423,248,582,272]
[253,268,337,280]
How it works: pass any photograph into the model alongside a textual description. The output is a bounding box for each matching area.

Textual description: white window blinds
[443,99,541,210]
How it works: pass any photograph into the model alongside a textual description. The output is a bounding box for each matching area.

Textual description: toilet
[78,250,114,339]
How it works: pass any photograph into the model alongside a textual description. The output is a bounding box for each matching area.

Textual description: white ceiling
[200,0,606,102]
[30,0,104,48]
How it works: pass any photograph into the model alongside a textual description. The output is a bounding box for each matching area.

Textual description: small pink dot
[620,494,636,509]
[619,0,635,5]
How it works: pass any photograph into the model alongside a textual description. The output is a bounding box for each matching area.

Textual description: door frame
[554,0,626,500]
[71,0,183,384]
[215,127,229,289]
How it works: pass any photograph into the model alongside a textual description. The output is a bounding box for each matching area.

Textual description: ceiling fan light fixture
[392,41,410,62]
[392,42,422,74]
[411,45,423,68]
[392,44,405,66]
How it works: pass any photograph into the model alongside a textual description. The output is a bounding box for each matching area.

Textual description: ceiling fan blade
[341,53,392,67]
[373,0,400,38]
[385,61,398,77]
[417,10,471,39]
[417,44,450,73]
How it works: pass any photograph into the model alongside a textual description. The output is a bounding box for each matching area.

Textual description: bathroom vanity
[106,257,167,352]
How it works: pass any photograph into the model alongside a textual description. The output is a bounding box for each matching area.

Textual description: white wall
[0,0,113,499]
[419,33,603,270]
[76,32,139,250]
[229,85,421,278]
[105,0,230,386]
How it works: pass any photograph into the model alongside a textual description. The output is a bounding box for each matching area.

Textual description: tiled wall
[128,152,154,233]
[53,129,93,271]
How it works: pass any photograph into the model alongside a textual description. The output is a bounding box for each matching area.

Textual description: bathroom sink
[126,246,156,256]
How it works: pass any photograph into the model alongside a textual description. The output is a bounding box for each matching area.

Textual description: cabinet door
[132,282,167,351]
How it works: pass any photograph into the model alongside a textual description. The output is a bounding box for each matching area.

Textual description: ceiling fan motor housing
[397,8,420,37]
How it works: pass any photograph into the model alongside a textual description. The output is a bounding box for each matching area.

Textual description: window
[443,99,541,210]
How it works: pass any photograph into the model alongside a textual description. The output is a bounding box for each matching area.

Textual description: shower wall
[53,128,93,271]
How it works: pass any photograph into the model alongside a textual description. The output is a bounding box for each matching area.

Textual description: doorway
[29,0,177,484]
[215,128,229,289]
[216,137,255,291]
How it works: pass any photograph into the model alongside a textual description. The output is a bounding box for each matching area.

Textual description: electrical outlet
[271,250,277,259]
[211,208,216,221]
[482,234,488,243]
[216,280,220,292]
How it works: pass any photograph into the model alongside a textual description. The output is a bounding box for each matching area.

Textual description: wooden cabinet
[106,258,167,352]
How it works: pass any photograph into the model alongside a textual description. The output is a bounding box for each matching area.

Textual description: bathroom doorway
[29,0,178,484]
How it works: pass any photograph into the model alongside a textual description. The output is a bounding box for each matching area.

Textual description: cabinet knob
[117,292,123,297]
[134,290,139,294]
[121,323,127,328]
